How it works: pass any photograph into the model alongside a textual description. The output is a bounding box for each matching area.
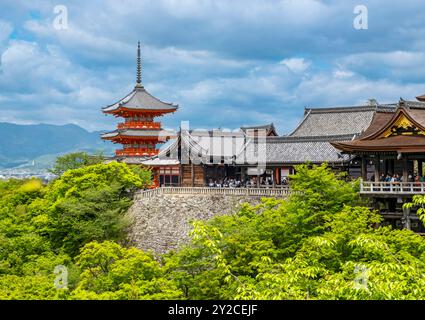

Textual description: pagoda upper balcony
[116,148,159,157]
[118,121,161,130]
[360,180,425,195]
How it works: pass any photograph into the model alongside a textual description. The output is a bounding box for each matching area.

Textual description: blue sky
[1,0,425,134]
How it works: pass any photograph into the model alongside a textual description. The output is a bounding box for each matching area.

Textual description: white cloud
[280,58,311,73]
[341,51,425,69]
[333,69,354,79]
[1,0,425,134]
[0,20,13,43]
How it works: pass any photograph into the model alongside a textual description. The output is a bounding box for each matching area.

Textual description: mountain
[0,123,114,170]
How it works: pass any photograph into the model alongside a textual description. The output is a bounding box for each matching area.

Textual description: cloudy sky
[1,0,425,134]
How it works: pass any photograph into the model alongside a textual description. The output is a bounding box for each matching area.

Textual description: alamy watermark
[353,264,369,290]
[353,5,368,30]
[53,5,68,30]
[54,265,68,289]
[157,120,267,171]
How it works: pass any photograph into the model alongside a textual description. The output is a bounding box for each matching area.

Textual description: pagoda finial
[136,41,142,87]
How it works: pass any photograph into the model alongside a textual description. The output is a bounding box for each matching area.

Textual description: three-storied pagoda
[101,42,178,159]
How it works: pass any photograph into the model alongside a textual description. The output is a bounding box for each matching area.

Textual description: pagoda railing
[118,121,161,130]
[135,187,291,199]
[116,148,159,157]
[360,180,425,194]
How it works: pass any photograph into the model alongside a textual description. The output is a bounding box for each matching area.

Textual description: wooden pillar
[374,156,380,182]
[419,161,423,177]
[191,163,194,187]
[403,156,408,183]
[390,159,395,175]
[403,205,411,230]
[383,158,387,176]
[361,156,367,180]
[275,168,280,185]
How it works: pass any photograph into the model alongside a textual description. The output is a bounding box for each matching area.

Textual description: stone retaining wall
[127,193,267,254]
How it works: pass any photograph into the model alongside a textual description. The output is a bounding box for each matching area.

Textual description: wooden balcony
[116,148,159,157]
[135,187,292,199]
[118,121,161,130]
[360,180,425,195]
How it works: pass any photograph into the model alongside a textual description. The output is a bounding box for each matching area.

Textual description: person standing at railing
[414,175,421,187]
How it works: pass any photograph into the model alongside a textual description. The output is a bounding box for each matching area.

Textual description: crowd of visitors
[207,176,289,188]
[373,173,425,183]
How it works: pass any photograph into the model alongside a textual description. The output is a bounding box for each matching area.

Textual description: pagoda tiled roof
[101,129,176,139]
[102,85,178,113]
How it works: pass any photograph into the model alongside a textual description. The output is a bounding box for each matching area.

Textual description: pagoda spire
[136,41,143,87]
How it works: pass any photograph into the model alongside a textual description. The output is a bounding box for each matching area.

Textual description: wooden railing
[118,121,161,130]
[116,148,159,157]
[360,180,425,194]
[135,187,291,199]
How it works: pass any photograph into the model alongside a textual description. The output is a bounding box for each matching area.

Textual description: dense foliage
[49,152,105,176]
[0,162,156,299]
[1,161,425,300]
[166,164,425,299]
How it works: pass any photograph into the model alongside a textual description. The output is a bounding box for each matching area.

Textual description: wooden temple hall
[102,43,425,232]
[331,98,425,233]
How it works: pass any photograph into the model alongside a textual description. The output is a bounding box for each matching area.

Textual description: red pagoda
[101,42,178,159]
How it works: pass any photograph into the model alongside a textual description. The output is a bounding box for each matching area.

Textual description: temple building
[101,43,178,186]
[100,44,425,232]
[155,103,395,187]
[331,98,425,233]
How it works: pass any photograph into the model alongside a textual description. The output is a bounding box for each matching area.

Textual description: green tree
[403,195,425,226]
[166,164,425,300]
[49,151,105,176]
[71,241,183,300]
[0,162,152,299]
[31,162,151,255]
[3,162,425,300]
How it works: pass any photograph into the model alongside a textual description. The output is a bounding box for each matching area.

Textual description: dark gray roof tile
[290,105,397,137]
[102,86,178,112]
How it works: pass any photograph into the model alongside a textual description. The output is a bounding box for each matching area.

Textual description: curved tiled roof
[290,105,397,137]
[356,111,394,138]
[102,86,178,112]
[332,135,425,153]
[101,129,176,139]
[236,134,354,164]
[240,123,278,136]
[331,101,425,153]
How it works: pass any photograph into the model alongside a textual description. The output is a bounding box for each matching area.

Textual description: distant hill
[0,123,114,170]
